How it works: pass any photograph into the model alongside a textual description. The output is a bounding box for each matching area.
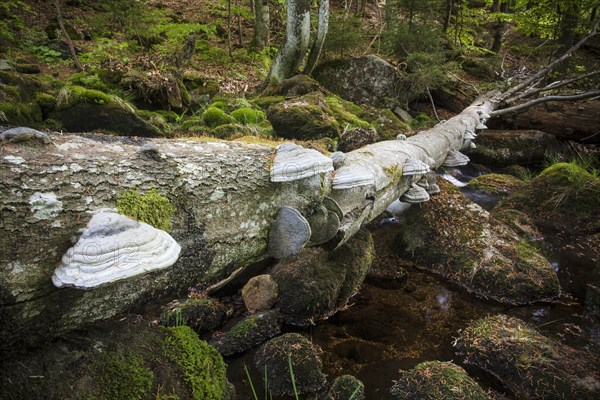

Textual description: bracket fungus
[323,196,344,221]
[443,150,470,167]
[416,176,430,190]
[400,183,431,203]
[403,158,430,177]
[475,122,488,130]
[396,134,407,141]
[425,172,441,195]
[51,209,181,289]
[270,142,334,183]
[307,205,341,245]
[464,130,477,140]
[330,151,347,169]
[469,142,477,149]
[332,165,376,190]
[0,127,51,145]
[268,207,312,259]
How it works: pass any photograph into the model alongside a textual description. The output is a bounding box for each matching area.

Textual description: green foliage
[97,352,154,400]
[163,326,229,400]
[29,45,62,62]
[116,188,175,231]
[202,107,234,128]
[324,11,365,58]
[67,73,110,92]
[0,1,29,42]
[230,107,265,125]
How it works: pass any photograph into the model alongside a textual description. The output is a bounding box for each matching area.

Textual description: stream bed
[223,165,599,399]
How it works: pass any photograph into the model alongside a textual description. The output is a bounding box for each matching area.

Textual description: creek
[222,164,599,399]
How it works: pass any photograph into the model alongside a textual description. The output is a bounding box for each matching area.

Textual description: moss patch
[202,106,235,128]
[97,352,154,400]
[230,107,265,124]
[467,173,525,196]
[163,326,230,400]
[116,188,175,231]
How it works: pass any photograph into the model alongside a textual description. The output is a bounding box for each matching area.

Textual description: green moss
[116,188,175,231]
[97,352,153,400]
[467,173,524,195]
[35,92,56,109]
[230,107,265,125]
[202,106,234,128]
[253,96,285,107]
[67,72,110,91]
[209,101,226,109]
[325,96,370,129]
[0,101,43,125]
[177,79,191,106]
[2,85,20,96]
[226,315,258,338]
[56,85,114,109]
[366,108,412,140]
[163,326,229,400]
[408,113,435,129]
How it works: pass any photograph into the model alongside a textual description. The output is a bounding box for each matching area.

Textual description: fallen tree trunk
[0,94,497,350]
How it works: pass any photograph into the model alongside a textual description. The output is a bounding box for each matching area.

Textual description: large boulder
[254,333,327,396]
[394,180,560,305]
[464,130,567,167]
[313,55,402,108]
[50,85,161,137]
[456,315,600,400]
[266,92,340,140]
[390,361,492,400]
[270,229,374,326]
[500,162,600,234]
[0,317,234,400]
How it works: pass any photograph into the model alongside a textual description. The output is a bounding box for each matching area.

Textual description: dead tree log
[0,94,497,350]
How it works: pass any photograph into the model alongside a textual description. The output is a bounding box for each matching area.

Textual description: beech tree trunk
[304,0,329,76]
[266,0,312,85]
[252,0,270,51]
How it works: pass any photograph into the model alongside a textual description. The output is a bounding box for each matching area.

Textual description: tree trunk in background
[0,93,498,350]
[304,0,329,76]
[252,0,270,51]
[443,0,453,32]
[557,4,579,56]
[491,0,509,53]
[266,0,312,85]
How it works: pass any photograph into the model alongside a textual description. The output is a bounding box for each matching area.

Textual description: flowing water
[222,165,598,399]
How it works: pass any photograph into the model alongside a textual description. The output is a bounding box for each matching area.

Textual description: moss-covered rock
[262,74,322,97]
[394,179,560,305]
[456,315,600,400]
[338,126,380,152]
[254,333,326,397]
[362,105,412,140]
[253,95,286,108]
[50,85,161,136]
[210,310,280,356]
[326,375,365,400]
[467,173,525,196]
[500,162,600,233]
[182,70,220,97]
[465,130,568,167]
[266,91,340,140]
[161,298,226,334]
[230,107,265,125]
[270,229,374,326]
[202,106,235,128]
[390,361,491,400]
[116,188,175,231]
[0,317,233,400]
[163,325,234,400]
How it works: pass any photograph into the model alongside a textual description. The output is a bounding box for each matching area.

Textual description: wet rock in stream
[270,229,374,326]
[394,179,560,305]
[210,310,280,356]
[390,361,492,400]
[455,315,600,400]
[254,333,327,397]
[325,375,365,400]
[160,297,226,334]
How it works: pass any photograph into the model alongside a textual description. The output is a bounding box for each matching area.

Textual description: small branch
[505,70,600,104]
[491,90,600,117]
[53,0,83,72]
[500,17,599,102]
[426,86,440,122]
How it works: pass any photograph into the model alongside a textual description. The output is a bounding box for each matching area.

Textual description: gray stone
[1,127,51,145]
[268,207,312,259]
[0,59,14,71]
[393,106,413,123]
[210,310,280,356]
[242,274,279,312]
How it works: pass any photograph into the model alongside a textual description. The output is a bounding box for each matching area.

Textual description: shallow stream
[222,164,599,399]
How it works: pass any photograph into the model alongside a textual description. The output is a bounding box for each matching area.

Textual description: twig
[505,70,600,104]
[491,90,600,117]
[53,0,83,71]
[426,86,440,122]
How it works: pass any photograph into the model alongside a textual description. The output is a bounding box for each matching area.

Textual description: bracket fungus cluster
[270,142,333,183]
[400,183,431,203]
[443,150,470,167]
[402,158,430,177]
[51,209,181,289]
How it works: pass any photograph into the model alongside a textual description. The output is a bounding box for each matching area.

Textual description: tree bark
[490,0,508,54]
[304,0,329,76]
[266,0,312,85]
[0,94,497,350]
[252,0,270,51]
[53,0,83,72]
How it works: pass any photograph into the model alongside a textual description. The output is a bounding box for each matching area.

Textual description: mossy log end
[0,95,497,350]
